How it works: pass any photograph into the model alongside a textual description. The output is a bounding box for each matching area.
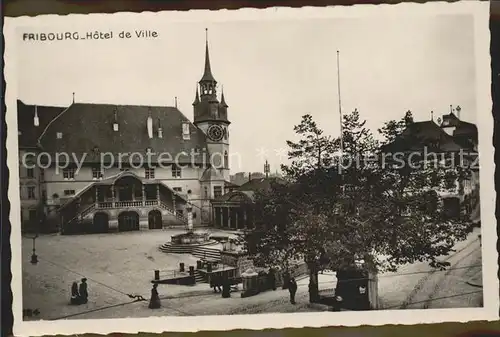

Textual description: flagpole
[337,50,346,197]
[337,50,343,155]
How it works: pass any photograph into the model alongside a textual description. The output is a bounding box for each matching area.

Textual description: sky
[16,12,477,173]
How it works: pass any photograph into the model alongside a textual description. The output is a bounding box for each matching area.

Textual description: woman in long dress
[70,282,80,305]
[148,284,161,309]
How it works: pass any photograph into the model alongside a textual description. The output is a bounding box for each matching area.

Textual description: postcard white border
[5,1,498,336]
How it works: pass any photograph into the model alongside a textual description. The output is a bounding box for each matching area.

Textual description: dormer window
[56,132,63,139]
[145,167,155,179]
[92,167,103,180]
[182,122,190,140]
[172,164,182,178]
[63,167,76,180]
[158,127,163,139]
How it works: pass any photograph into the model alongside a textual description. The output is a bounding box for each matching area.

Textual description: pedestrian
[79,278,88,304]
[70,281,80,305]
[148,284,161,309]
[288,277,297,304]
[222,277,231,298]
[211,274,222,293]
[268,268,276,291]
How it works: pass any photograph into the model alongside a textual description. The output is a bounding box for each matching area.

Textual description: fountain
[168,196,213,247]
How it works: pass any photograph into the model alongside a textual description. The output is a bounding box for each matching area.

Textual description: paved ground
[377,227,482,310]
[21,227,482,320]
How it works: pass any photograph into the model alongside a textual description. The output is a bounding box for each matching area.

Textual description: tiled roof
[37,103,209,164]
[383,120,465,153]
[17,100,67,148]
[213,177,285,203]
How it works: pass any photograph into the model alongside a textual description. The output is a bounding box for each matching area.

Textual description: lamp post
[30,233,39,264]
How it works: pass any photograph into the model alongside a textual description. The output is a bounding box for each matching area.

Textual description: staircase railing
[66,204,95,225]
[159,201,188,224]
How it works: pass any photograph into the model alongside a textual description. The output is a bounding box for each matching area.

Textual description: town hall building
[18,35,235,234]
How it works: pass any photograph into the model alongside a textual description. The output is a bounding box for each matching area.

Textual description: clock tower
[193,29,230,180]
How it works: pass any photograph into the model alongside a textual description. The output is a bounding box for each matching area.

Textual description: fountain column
[186,194,193,232]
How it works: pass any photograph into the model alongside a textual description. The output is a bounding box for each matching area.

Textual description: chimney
[456,105,461,120]
[33,105,39,127]
[430,111,434,122]
[157,118,163,138]
[249,172,251,182]
[147,109,153,139]
[113,108,119,131]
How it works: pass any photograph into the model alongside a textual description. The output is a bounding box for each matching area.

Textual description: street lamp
[30,233,39,264]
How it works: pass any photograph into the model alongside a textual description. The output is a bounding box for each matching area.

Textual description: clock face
[207,125,224,142]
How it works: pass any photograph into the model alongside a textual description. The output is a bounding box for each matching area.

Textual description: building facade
[17,36,236,234]
[211,170,283,230]
[383,107,479,220]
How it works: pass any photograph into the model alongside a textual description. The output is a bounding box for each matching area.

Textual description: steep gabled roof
[383,120,465,153]
[37,103,209,164]
[17,100,67,148]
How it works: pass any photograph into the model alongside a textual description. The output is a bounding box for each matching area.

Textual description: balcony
[96,200,162,209]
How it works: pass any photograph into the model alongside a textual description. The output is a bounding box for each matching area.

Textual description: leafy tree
[282,114,337,177]
[377,110,414,145]
[376,112,471,270]
[246,110,471,304]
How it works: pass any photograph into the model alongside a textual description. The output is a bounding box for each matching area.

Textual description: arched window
[224,151,229,169]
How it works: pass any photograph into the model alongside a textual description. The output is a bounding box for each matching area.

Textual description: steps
[159,242,222,262]
[194,270,205,283]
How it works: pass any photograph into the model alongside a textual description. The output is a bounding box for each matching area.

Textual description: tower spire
[264,160,270,178]
[192,85,200,105]
[201,28,216,82]
[221,85,228,107]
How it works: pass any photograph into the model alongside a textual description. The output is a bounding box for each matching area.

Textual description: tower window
[204,186,209,198]
[26,168,34,178]
[213,186,222,198]
[224,151,229,169]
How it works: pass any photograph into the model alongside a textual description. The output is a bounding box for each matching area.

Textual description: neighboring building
[17,34,237,234]
[211,166,284,230]
[18,101,66,232]
[382,107,479,220]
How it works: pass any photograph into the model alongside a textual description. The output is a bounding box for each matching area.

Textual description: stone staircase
[194,270,205,283]
[158,243,222,262]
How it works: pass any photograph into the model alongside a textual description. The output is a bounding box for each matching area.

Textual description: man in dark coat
[288,277,298,304]
[148,284,161,309]
[221,277,231,298]
[79,278,88,304]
